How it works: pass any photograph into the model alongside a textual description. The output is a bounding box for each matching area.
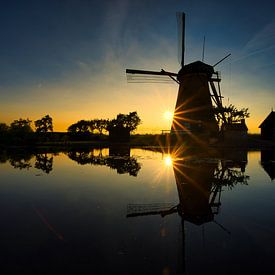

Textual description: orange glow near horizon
[0,80,265,135]
[0,115,261,134]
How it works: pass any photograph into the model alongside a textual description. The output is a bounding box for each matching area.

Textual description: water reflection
[1,147,275,273]
[34,153,53,174]
[260,150,275,180]
[67,147,141,176]
[8,150,33,170]
[127,147,249,272]
[128,149,248,221]
[0,147,141,177]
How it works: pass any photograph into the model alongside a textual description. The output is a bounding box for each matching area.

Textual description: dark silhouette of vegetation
[10,118,32,131]
[0,111,142,146]
[93,119,109,135]
[67,119,110,141]
[107,111,141,142]
[66,112,141,142]
[68,120,90,134]
[214,104,250,128]
[0,123,9,132]
[35,115,53,133]
[7,118,35,145]
[107,112,141,132]
[0,123,9,144]
[67,120,93,141]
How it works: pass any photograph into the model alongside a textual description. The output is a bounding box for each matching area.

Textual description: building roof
[177,61,214,80]
[259,111,275,128]
[223,121,248,131]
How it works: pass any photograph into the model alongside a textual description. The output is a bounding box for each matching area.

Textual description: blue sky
[1,0,275,132]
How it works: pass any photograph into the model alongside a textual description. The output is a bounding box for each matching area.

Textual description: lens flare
[163,111,173,121]
[164,155,173,166]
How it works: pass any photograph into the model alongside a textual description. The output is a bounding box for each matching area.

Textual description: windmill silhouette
[126,13,229,140]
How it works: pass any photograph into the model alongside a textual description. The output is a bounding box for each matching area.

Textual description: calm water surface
[0,147,275,274]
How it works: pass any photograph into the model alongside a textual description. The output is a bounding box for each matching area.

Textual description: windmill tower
[126,13,229,140]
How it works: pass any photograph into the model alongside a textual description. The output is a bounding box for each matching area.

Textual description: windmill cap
[177,61,214,81]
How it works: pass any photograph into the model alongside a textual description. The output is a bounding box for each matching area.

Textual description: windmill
[126,13,230,140]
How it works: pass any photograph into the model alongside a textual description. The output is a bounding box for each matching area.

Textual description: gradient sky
[1,0,275,133]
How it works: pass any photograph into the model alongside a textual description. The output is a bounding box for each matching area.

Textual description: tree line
[67,112,141,135]
[0,112,141,145]
[0,115,53,145]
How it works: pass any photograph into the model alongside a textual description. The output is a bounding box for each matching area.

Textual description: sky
[1,0,275,133]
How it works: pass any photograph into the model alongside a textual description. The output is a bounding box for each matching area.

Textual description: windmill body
[172,61,219,137]
[126,12,228,141]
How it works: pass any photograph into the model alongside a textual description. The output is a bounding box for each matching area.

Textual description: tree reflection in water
[67,147,141,177]
[35,153,53,174]
[10,157,32,170]
[8,151,33,170]
[0,147,141,176]
[0,149,54,174]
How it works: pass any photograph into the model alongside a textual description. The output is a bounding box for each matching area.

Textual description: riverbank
[1,134,274,151]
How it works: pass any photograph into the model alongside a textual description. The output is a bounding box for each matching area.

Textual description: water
[0,147,275,274]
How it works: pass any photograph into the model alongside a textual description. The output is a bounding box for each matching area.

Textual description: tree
[214,104,250,127]
[10,118,33,133]
[89,120,96,134]
[68,120,90,133]
[94,119,109,135]
[0,123,9,132]
[107,112,141,142]
[107,111,141,132]
[0,123,9,143]
[125,111,141,131]
[35,115,53,133]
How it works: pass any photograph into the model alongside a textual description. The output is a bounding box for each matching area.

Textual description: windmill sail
[126,69,177,84]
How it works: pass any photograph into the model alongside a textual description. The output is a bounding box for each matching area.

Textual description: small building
[222,119,248,142]
[108,127,130,142]
[259,111,275,140]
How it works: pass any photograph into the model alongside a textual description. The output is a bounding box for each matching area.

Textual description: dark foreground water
[0,147,275,274]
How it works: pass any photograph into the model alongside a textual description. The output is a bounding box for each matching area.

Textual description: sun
[164,155,173,166]
[163,111,173,121]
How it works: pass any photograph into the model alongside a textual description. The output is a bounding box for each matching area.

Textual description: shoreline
[1,136,275,151]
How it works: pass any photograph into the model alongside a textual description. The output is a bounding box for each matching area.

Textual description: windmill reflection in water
[127,148,249,272]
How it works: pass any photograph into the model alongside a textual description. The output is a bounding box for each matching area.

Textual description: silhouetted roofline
[177,61,214,81]
[259,111,275,128]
